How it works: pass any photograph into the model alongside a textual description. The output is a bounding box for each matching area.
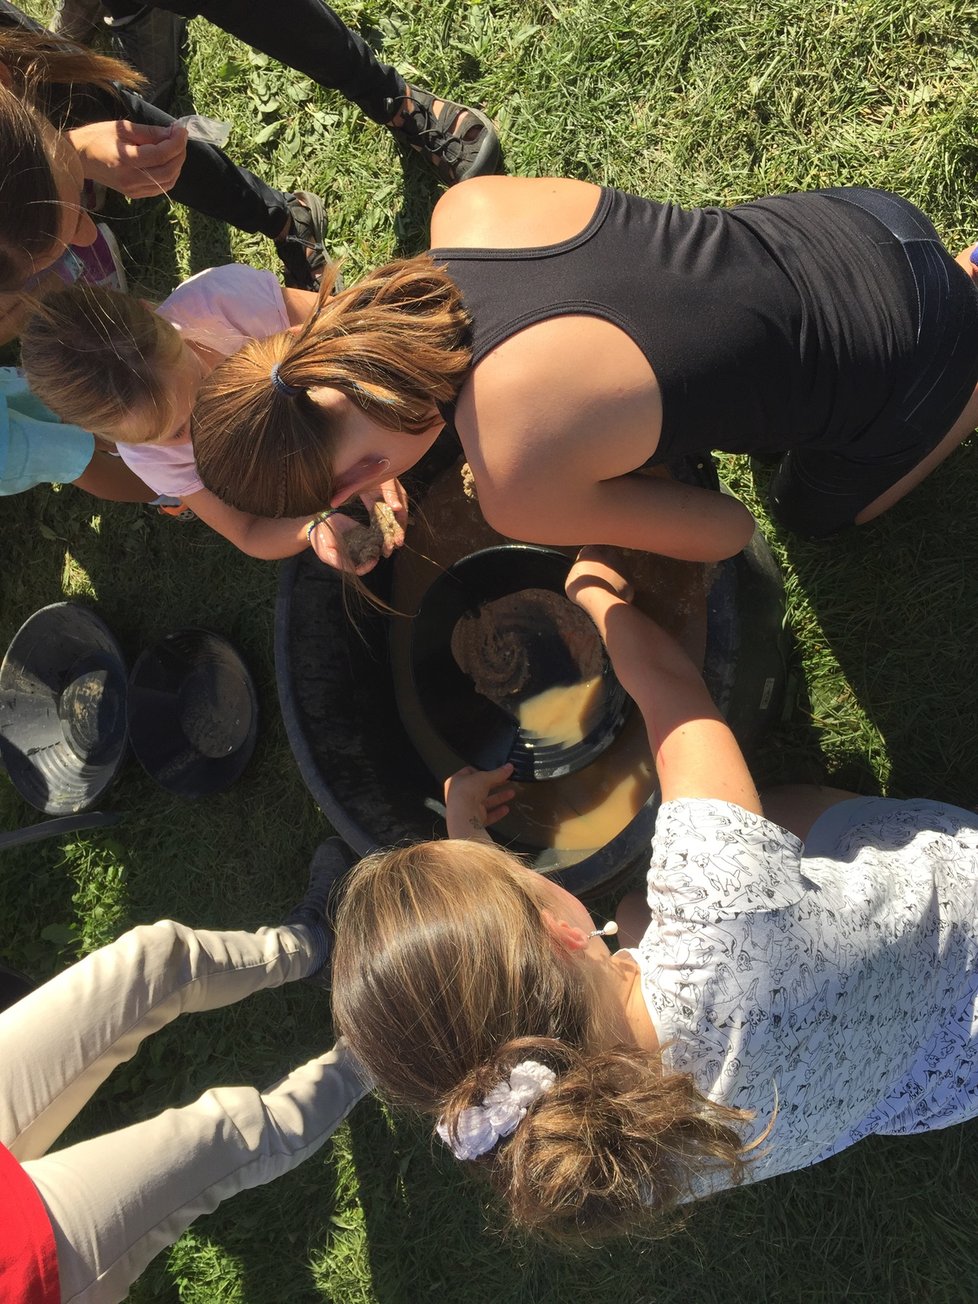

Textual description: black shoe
[285,837,355,977]
[274,192,328,292]
[385,86,501,186]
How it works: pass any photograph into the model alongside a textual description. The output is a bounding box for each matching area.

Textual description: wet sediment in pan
[389,458,715,871]
[276,443,786,893]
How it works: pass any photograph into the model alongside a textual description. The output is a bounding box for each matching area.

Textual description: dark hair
[0,25,138,104]
[333,841,759,1243]
[192,256,471,517]
[0,86,62,289]
[0,27,139,292]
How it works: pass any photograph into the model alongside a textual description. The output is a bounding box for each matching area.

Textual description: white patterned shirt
[635,798,978,1189]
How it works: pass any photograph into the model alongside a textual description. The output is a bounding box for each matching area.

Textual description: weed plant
[2,0,978,1299]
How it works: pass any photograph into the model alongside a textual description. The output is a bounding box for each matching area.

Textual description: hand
[565,546,635,614]
[307,511,376,575]
[67,121,189,199]
[444,763,516,842]
[308,478,410,575]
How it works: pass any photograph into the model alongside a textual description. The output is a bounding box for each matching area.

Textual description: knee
[114,919,198,977]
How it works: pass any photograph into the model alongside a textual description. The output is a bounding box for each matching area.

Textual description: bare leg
[855,383,978,524]
[760,783,861,841]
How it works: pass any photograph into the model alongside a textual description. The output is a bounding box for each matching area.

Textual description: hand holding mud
[309,481,408,574]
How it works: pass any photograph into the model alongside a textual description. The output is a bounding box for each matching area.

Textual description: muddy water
[518,676,605,746]
[390,459,712,870]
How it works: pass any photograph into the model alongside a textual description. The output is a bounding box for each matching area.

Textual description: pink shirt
[119,264,290,499]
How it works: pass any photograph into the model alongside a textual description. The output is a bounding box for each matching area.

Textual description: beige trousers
[0,920,369,1304]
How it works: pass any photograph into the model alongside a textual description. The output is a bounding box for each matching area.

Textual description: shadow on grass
[345,1091,978,1303]
[758,441,978,806]
[392,155,442,257]
[187,206,234,276]
[110,195,181,300]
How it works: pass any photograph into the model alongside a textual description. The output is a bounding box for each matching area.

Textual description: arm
[457,315,756,563]
[73,445,155,502]
[484,471,756,564]
[181,486,313,559]
[444,764,515,842]
[283,287,320,325]
[566,549,762,812]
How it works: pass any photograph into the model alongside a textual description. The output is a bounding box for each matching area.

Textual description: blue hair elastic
[270,362,302,399]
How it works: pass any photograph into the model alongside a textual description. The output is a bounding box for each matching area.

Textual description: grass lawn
[3,0,978,1299]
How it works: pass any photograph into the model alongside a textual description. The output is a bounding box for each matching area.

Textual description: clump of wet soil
[460,462,478,501]
[343,502,400,569]
[450,587,604,707]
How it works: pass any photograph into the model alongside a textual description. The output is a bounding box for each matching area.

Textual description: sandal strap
[385,88,500,184]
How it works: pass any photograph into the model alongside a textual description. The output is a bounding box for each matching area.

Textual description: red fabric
[0,1141,60,1304]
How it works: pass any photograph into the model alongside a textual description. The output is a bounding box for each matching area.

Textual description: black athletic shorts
[768,187,978,537]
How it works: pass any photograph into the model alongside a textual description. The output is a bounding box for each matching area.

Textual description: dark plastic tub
[275,448,786,896]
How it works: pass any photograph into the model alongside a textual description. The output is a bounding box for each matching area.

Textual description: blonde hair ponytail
[192,256,471,517]
[333,842,755,1243]
[21,284,184,441]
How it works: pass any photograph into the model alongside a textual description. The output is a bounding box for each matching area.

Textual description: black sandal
[385,86,501,186]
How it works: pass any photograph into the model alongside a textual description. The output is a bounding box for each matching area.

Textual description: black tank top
[431,187,917,462]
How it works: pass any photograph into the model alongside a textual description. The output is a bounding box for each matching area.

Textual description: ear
[540,908,590,955]
[329,456,391,505]
[0,64,13,91]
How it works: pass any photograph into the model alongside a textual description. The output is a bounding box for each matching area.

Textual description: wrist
[306,507,339,543]
[573,586,626,629]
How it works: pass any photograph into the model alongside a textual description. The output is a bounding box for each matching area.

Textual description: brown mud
[343,502,400,570]
[389,457,712,867]
[451,588,603,706]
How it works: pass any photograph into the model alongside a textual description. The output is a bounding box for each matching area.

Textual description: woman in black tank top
[191,176,978,569]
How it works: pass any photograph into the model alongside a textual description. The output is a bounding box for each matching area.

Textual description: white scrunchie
[436,1060,557,1161]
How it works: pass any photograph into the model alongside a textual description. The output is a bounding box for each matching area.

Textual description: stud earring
[588,921,618,939]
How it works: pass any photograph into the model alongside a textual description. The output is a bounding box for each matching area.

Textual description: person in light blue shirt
[0,370,151,500]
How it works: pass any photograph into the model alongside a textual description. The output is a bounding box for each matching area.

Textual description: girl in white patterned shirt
[331,548,978,1242]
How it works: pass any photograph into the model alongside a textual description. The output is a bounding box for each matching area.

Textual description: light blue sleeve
[0,370,95,495]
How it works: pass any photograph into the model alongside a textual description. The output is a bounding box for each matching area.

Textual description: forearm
[486,474,756,563]
[583,591,761,811]
[184,488,312,558]
[74,449,156,502]
[232,515,312,560]
[446,808,495,842]
[599,475,756,562]
[590,594,718,740]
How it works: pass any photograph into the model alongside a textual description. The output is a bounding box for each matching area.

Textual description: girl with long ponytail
[333,547,978,1240]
